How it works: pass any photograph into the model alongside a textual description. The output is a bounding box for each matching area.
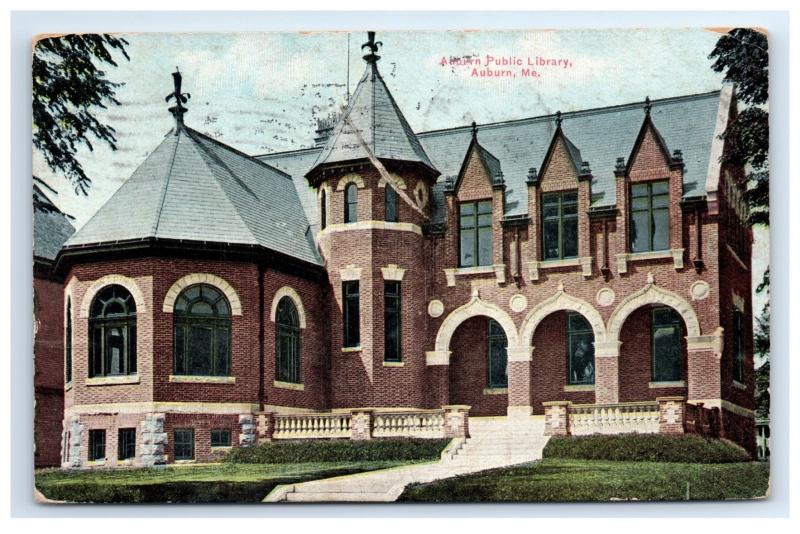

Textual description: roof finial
[555,110,562,127]
[644,96,652,116]
[362,31,382,64]
[165,67,191,129]
[471,121,478,140]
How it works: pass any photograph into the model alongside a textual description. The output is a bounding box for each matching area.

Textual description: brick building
[51,33,755,468]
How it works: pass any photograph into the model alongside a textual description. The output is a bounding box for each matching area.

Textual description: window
[630,181,670,252]
[733,309,745,384]
[211,429,231,447]
[118,428,136,460]
[385,186,398,223]
[542,191,578,260]
[89,285,137,377]
[459,200,492,267]
[343,281,360,348]
[567,313,595,385]
[88,429,106,461]
[320,189,327,230]
[173,284,231,377]
[344,183,358,223]
[651,307,683,382]
[384,281,401,362]
[487,319,508,388]
[276,296,301,383]
[174,429,194,460]
[65,298,72,383]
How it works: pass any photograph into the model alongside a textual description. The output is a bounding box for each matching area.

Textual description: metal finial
[555,110,562,127]
[471,121,478,140]
[361,31,382,63]
[165,67,191,128]
[644,96,652,115]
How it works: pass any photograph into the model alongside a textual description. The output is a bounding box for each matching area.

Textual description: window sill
[733,380,747,390]
[564,384,595,392]
[483,387,508,395]
[116,459,135,466]
[382,361,404,367]
[210,446,233,451]
[444,264,506,287]
[86,375,140,387]
[617,248,684,273]
[274,380,304,391]
[169,375,236,384]
[87,459,106,466]
[648,380,686,389]
[173,459,197,465]
[528,257,592,280]
[341,346,362,353]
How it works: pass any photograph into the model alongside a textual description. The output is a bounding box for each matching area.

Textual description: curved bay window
[173,284,231,377]
[275,296,301,383]
[344,183,358,223]
[567,313,595,385]
[89,285,137,377]
[487,318,508,388]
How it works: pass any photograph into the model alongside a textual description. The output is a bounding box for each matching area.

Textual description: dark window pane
[174,429,194,460]
[652,308,682,382]
[562,191,578,204]
[631,211,649,252]
[320,190,327,230]
[128,325,137,374]
[191,301,214,316]
[631,184,649,197]
[65,301,72,383]
[652,193,670,209]
[477,213,492,227]
[215,328,230,376]
[652,208,669,250]
[190,326,213,375]
[384,282,401,362]
[89,429,106,461]
[487,319,508,388]
[118,428,136,460]
[174,325,186,375]
[651,181,669,195]
[343,282,360,347]
[733,310,745,383]
[345,184,358,223]
[478,227,493,266]
[90,325,103,377]
[563,217,578,258]
[385,187,398,222]
[460,230,475,267]
[543,220,560,259]
[543,204,559,219]
[477,201,492,214]
[632,196,649,210]
[211,429,231,447]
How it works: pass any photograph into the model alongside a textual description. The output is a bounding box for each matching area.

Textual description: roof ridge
[152,128,182,237]
[186,126,294,179]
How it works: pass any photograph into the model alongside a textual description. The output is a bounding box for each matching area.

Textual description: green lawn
[399,458,770,502]
[36,461,411,503]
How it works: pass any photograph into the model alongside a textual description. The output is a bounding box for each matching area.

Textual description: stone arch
[80,274,146,318]
[162,273,242,316]
[377,173,407,190]
[434,291,519,354]
[607,274,701,342]
[520,283,607,347]
[335,173,365,191]
[269,286,307,329]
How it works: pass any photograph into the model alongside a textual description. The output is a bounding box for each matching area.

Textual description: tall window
[459,200,492,267]
[733,308,745,384]
[487,319,508,388]
[174,429,194,460]
[344,183,358,224]
[651,307,683,382]
[385,186,398,223]
[65,298,72,383]
[88,429,106,461]
[542,191,578,260]
[343,281,360,348]
[384,281,401,362]
[173,284,231,377]
[275,296,301,383]
[89,285,137,377]
[567,313,595,385]
[118,428,136,460]
[630,181,670,252]
[320,189,327,230]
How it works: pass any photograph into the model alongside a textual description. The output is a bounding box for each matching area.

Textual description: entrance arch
[433,292,519,354]
[519,285,606,346]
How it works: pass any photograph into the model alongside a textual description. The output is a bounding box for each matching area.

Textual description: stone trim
[649,380,686,388]
[377,173,407,190]
[509,294,528,313]
[341,346,362,353]
[381,264,406,281]
[339,265,362,281]
[85,375,141,387]
[382,361,405,367]
[732,292,745,312]
[615,249,684,274]
[335,172,365,190]
[443,265,497,287]
[686,327,724,358]
[79,274,148,318]
[427,299,444,318]
[508,346,533,362]
[564,384,595,392]
[318,221,423,237]
[433,289,519,353]
[274,380,304,391]
[414,181,429,209]
[163,273,242,315]
[519,282,606,347]
[594,340,621,358]
[482,387,508,395]
[169,375,236,384]
[66,402,259,416]
[690,280,711,301]
[527,257,593,281]
[425,350,451,366]
[732,380,747,391]
[269,286,307,328]
[687,398,755,418]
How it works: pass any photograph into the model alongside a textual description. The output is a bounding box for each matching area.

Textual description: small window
[320,189,327,230]
[118,428,136,460]
[487,319,508,388]
[89,285,137,377]
[344,183,358,224]
[65,298,72,383]
[384,281,401,362]
[385,186,398,223]
[733,308,745,384]
[542,191,578,260]
[652,307,683,382]
[211,429,231,447]
[174,429,195,460]
[567,313,595,385]
[276,296,301,383]
[88,429,106,461]
[630,181,670,252]
[459,200,492,267]
[343,281,360,348]
[173,284,231,377]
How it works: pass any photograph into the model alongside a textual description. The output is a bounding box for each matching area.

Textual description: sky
[31,28,769,328]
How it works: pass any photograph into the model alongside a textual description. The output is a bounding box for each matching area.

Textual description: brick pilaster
[350,409,374,440]
[657,396,686,435]
[442,405,470,438]
[543,401,571,436]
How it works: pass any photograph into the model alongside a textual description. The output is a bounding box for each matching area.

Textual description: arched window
[567,313,594,385]
[344,183,358,224]
[487,318,508,388]
[65,298,72,383]
[651,306,683,382]
[173,284,231,376]
[275,296,300,383]
[385,186,398,223]
[320,189,327,230]
[89,285,137,377]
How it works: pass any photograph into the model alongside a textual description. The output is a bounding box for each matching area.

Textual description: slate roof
[65,126,321,266]
[456,132,503,189]
[33,177,75,262]
[306,61,438,180]
[260,90,722,225]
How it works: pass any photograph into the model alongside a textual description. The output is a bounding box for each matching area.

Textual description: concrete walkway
[264,416,549,502]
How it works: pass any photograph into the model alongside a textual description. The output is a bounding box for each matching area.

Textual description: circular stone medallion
[428,299,444,318]
[596,287,615,307]
[509,294,528,313]
[690,280,710,301]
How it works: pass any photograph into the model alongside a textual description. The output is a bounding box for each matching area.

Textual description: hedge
[542,433,751,463]
[224,438,451,464]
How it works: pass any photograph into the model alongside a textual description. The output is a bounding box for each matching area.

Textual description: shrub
[224,438,451,464]
[542,434,751,463]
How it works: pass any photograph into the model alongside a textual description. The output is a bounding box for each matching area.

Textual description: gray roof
[66,126,321,266]
[33,178,75,262]
[261,90,722,224]
[307,61,437,179]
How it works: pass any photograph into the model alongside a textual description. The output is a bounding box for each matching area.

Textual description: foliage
[32,34,129,195]
[542,434,750,464]
[224,438,449,464]
[399,458,769,502]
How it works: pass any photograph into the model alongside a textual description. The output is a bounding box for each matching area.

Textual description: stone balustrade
[544,397,689,437]
[272,412,352,439]
[373,410,446,438]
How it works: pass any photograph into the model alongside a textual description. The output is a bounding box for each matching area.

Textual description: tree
[32,34,129,195]
[753,269,770,418]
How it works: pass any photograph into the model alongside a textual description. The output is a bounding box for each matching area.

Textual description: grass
[399,458,770,502]
[35,461,411,503]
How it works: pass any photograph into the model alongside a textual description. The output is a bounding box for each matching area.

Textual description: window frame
[630,180,670,253]
[344,183,358,224]
[458,200,493,267]
[733,308,746,384]
[173,428,195,461]
[320,189,327,230]
[566,313,595,385]
[210,429,232,448]
[541,190,579,260]
[88,429,106,462]
[173,284,232,377]
[651,306,684,383]
[342,281,360,348]
[275,296,301,384]
[89,285,137,378]
[118,428,136,460]
[486,318,508,388]
[385,185,398,223]
[65,298,72,383]
[383,281,402,362]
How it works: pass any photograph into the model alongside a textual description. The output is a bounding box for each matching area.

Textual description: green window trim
[487,318,508,388]
[275,296,301,384]
[88,429,106,461]
[542,191,579,260]
[384,281,402,362]
[630,180,670,253]
[566,313,595,385]
[459,200,493,267]
[343,281,360,348]
[174,428,195,460]
[651,307,683,383]
[118,428,136,460]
